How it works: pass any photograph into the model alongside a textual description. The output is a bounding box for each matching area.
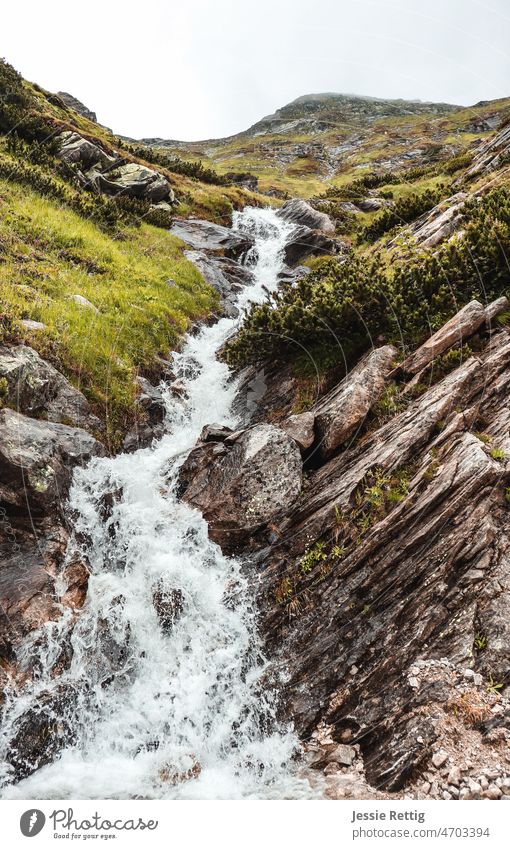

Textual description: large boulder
[58,130,115,169]
[178,423,302,551]
[399,300,487,375]
[314,345,397,459]
[89,162,174,203]
[277,198,335,234]
[283,225,339,266]
[170,219,254,259]
[0,408,106,514]
[0,345,101,432]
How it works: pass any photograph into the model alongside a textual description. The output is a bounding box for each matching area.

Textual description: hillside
[0,58,268,445]
[138,92,509,199]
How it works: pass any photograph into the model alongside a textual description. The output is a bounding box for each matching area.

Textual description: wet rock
[399,300,486,375]
[170,219,254,259]
[0,344,101,431]
[5,685,78,782]
[277,198,335,234]
[136,377,166,425]
[178,423,302,552]
[314,345,397,459]
[184,250,255,318]
[152,582,184,634]
[159,756,201,785]
[0,408,106,514]
[199,423,234,442]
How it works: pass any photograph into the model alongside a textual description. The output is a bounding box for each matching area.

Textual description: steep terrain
[1,60,510,800]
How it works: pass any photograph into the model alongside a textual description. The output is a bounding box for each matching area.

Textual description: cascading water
[0,208,315,800]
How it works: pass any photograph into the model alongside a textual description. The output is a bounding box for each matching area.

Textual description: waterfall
[0,208,314,800]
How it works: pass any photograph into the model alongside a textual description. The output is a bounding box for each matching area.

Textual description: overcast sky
[2,0,509,140]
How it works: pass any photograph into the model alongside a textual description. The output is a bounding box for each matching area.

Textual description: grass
[0,178,217,447]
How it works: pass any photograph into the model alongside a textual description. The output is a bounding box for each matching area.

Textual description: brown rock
[178,423,302,551]
[314,345,397,459]
[399,300,486,375]
[280,412,315,453]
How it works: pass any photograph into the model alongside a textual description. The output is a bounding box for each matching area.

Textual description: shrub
[225,186,510,370]
[360,185,449,243]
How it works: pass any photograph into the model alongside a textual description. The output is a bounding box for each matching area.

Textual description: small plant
[372,384,405,422]
[331,544,345,559]
[474,633,487,651]
[0,377,8,408]
[486,674,504,695]
[505,486,510,505]
[474,431,491,445]
[490,446,506,462]
[300,540,328,574]
[275,577,294,604]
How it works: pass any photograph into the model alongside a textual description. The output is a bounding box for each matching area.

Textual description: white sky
[2,0,509,140]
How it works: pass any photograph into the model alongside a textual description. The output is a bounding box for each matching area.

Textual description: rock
[276,198,335,234]
[402,193,467,249]
[251,331,510,792]
[327,744,356,766]
[19,320,46,332]
[178,423,302,551]
[136,377,166,425]
[324,762,340,775]
[0,408,105,514]
[280,412,316,453]
[468,779,482,798]
[224,171,259,191]
[199,423,234,442]
[70,294,99,312]
[357,197,387,212]
[399,300,486,375]
[170,219,254,259]
[484,784,502,799]
[184,250,255,318]
[0,344,101,431]
[58,92,98,123]
[152,582,184,634]
[283,225,338,266]
[0,520,68,664]
[90,162,173,203]
[314,345,397,459]
[485,296,509,326]
[447,765,462,785]
[465,124,510,178]
[58,130,115,169]
[5,685,78,782]
[432,751,449,769]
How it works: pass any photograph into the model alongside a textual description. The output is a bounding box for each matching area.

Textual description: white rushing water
[1,208,314,799]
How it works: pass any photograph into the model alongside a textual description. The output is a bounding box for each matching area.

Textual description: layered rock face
[180,295,510,797]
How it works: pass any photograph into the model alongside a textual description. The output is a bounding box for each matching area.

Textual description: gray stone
[280,412,316,453]
[276,198,335,234]
[0,345,101,431]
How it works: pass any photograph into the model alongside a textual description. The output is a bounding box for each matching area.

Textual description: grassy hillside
[0,58,268,446]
